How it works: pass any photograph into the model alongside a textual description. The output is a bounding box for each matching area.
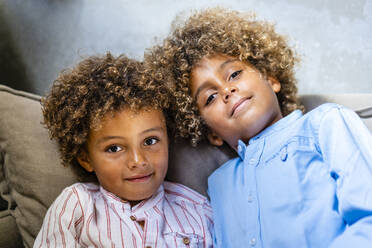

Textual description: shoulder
[305,103,360,127]
[207,157,242,204]
[163,181,209,206]
[63,182,99,195]
[208,157,240,184]
[305,103,355,120]
[57,182,100,205]
[303,103,370,151]
[304,103,341,119]
[43,183,98,222]
[301,103,357,130]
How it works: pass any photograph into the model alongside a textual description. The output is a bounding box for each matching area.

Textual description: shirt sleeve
[33,185,84,248]
[317,105,372,247]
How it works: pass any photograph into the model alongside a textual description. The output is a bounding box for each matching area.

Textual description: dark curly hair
[145,7,304,145]
[42,53,173,181]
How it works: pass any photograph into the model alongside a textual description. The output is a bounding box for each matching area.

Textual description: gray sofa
[1,84,371,248]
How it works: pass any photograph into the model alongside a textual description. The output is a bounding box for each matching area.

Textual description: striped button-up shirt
[34,181,213,248]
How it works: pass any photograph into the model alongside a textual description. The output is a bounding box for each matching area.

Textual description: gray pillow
[168,139,235,196]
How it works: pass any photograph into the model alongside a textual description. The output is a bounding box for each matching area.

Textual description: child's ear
[268,76,281,93]
[207,131,224,147]
[77,150,94,172]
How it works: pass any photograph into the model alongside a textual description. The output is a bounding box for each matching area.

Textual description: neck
[129,200,143,207]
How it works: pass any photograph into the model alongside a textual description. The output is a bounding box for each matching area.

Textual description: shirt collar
[236,110,303,159]
[99,183,165,216]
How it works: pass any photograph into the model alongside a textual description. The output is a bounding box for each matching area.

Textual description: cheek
[202,108,228,130]
[201,102,221,120]
[94,169,120,189]
[93,156,124,177]
[159,151,169,171]
[95,164,119,177]
[151,146,169,172]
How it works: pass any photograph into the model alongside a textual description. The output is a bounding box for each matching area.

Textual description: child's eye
[106,145,122,153]
[206,93,217,106]
[229,70,242,80]
[144,137,159,146]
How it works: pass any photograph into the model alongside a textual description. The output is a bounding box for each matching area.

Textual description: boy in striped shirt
[34,53,213,248]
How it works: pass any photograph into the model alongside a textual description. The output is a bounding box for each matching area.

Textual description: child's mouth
[231,96,253,117]
[126,173,153,183]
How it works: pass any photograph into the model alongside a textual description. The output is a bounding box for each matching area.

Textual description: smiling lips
[126,173,153,183]
[231,96,252,117]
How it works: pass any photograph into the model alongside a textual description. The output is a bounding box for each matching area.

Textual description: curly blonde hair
[145,7,304,145]
[42,53,173,180]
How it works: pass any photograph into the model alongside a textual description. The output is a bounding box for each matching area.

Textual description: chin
[128,191,154,202]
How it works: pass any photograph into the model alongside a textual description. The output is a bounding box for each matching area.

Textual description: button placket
[244,139,265,248]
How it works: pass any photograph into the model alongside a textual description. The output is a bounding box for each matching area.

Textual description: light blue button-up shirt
[208,103,372,248]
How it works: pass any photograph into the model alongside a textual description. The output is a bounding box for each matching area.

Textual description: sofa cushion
[0,210,24,248]
[0,85,79,248]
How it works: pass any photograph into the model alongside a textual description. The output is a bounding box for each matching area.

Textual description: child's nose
[127,149,148,169]
[222,86,237,102]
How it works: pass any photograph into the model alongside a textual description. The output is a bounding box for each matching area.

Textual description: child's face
[78,108,169,203]
[190,53,282,149]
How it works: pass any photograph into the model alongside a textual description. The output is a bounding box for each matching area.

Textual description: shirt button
[250,237,256,246]
[247,195,253,203]
[249,158,255,165]
[130,215,136,221]
[183,237,190,245]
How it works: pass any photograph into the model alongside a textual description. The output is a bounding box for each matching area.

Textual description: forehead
[98,107,166,131]
[118,107,164,123]
[194,54,235,69]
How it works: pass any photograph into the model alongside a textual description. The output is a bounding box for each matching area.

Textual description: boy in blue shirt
[146,7,372,247]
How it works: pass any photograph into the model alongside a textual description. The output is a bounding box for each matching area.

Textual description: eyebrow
[220,58,240,70]
[140,126,164,134]
[194,81,214,103]
[97,136,124,144]
[96,127,165,144]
